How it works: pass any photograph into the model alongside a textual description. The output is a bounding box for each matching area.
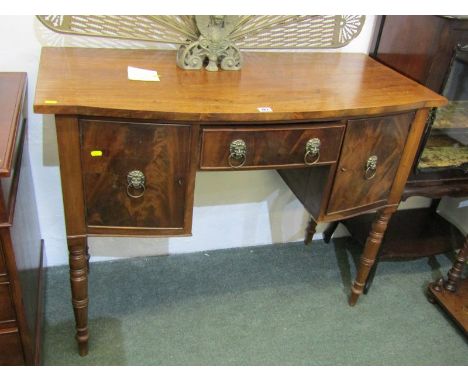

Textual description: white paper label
[257,107,273,112]
[128,66,160,82]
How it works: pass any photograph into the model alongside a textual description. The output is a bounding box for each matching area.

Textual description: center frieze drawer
[200,123,345,170]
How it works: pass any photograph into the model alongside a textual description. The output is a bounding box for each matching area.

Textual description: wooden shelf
[342,208,465,260]
[428,279,468,335]
[432,101,468,130]
[418,133,468,171]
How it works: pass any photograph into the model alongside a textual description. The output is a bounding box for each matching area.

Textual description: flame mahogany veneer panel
[327,112,415,216]
[81,119,191,229]
[200,123,344,170]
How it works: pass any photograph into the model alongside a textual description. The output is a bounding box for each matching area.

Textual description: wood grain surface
[0,329,24,365]
[0,73,26,176]
[81,119,191,229]
[34,48,446,122]
[0,244,6,275]
[0,282,16,323]
[374,16,446,87]
[200,123,344,170]
[327,112,414,216]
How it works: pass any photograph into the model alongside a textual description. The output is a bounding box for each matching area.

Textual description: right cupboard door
[326,112,414,218]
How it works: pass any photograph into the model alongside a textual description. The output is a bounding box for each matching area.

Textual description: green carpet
[42,238,468,365]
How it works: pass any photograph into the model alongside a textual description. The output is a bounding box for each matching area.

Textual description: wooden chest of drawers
[0,73,44,365]
[33,48,446,356]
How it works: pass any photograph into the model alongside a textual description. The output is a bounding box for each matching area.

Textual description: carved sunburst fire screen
[37,15,366,71]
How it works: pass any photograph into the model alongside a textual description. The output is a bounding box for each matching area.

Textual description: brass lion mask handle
[304,138,321,165]
[228,139,247,168]
[127,170,146,198]
[365,155,378,180]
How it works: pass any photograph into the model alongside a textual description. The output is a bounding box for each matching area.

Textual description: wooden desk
[34,48,446,356]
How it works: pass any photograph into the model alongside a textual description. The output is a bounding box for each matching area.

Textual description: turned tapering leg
[304,216,317,245]
[444,235,468,292]
[56,115,90,355]
[349,208,393,306]
[68,236,89,356]
[363,257,380,295]
[323,221,340,244]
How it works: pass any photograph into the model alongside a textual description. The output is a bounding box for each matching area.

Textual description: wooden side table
[428,234,468,335]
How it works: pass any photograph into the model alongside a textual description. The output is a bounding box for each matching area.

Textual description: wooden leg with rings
[349,208,393,306]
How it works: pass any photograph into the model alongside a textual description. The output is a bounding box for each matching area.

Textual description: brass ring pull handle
[127,170,146,198]
[364,155,378,180]
[304,138,321,165]
[228,139,247,168]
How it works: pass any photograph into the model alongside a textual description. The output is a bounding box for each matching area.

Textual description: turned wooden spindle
[444,235,468,292]
[68,236,89,356]
[349,208,393,306]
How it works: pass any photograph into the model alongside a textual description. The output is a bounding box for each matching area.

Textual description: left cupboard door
[80,119,192,235]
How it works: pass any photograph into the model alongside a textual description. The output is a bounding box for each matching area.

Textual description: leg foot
[349,283,363,306]
[426,285,436,304]
[304,216,317,245]
[78,339,89,356]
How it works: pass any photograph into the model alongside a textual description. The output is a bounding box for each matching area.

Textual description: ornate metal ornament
[228,139,247,168]
[364,155,378,180]
[304,138,321,165]
[36,15,366,70]
[127,170,146,198]
[177,16,242,71]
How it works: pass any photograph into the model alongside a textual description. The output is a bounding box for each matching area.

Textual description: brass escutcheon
[228,139,247,167]
[304,138,321,165]
[364,155,378,180]
[127,170,146,198]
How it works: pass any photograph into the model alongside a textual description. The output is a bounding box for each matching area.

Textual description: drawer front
[0,282,16,323]
[0,118,25,222]
[81,120,191,229]
[0,243,6,275]
[200,123,344,170]
[327,112,414,216]
[0,329,24,365]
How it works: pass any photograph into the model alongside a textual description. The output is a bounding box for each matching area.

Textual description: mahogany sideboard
[33,48,446,356]
[0,73,44,365]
